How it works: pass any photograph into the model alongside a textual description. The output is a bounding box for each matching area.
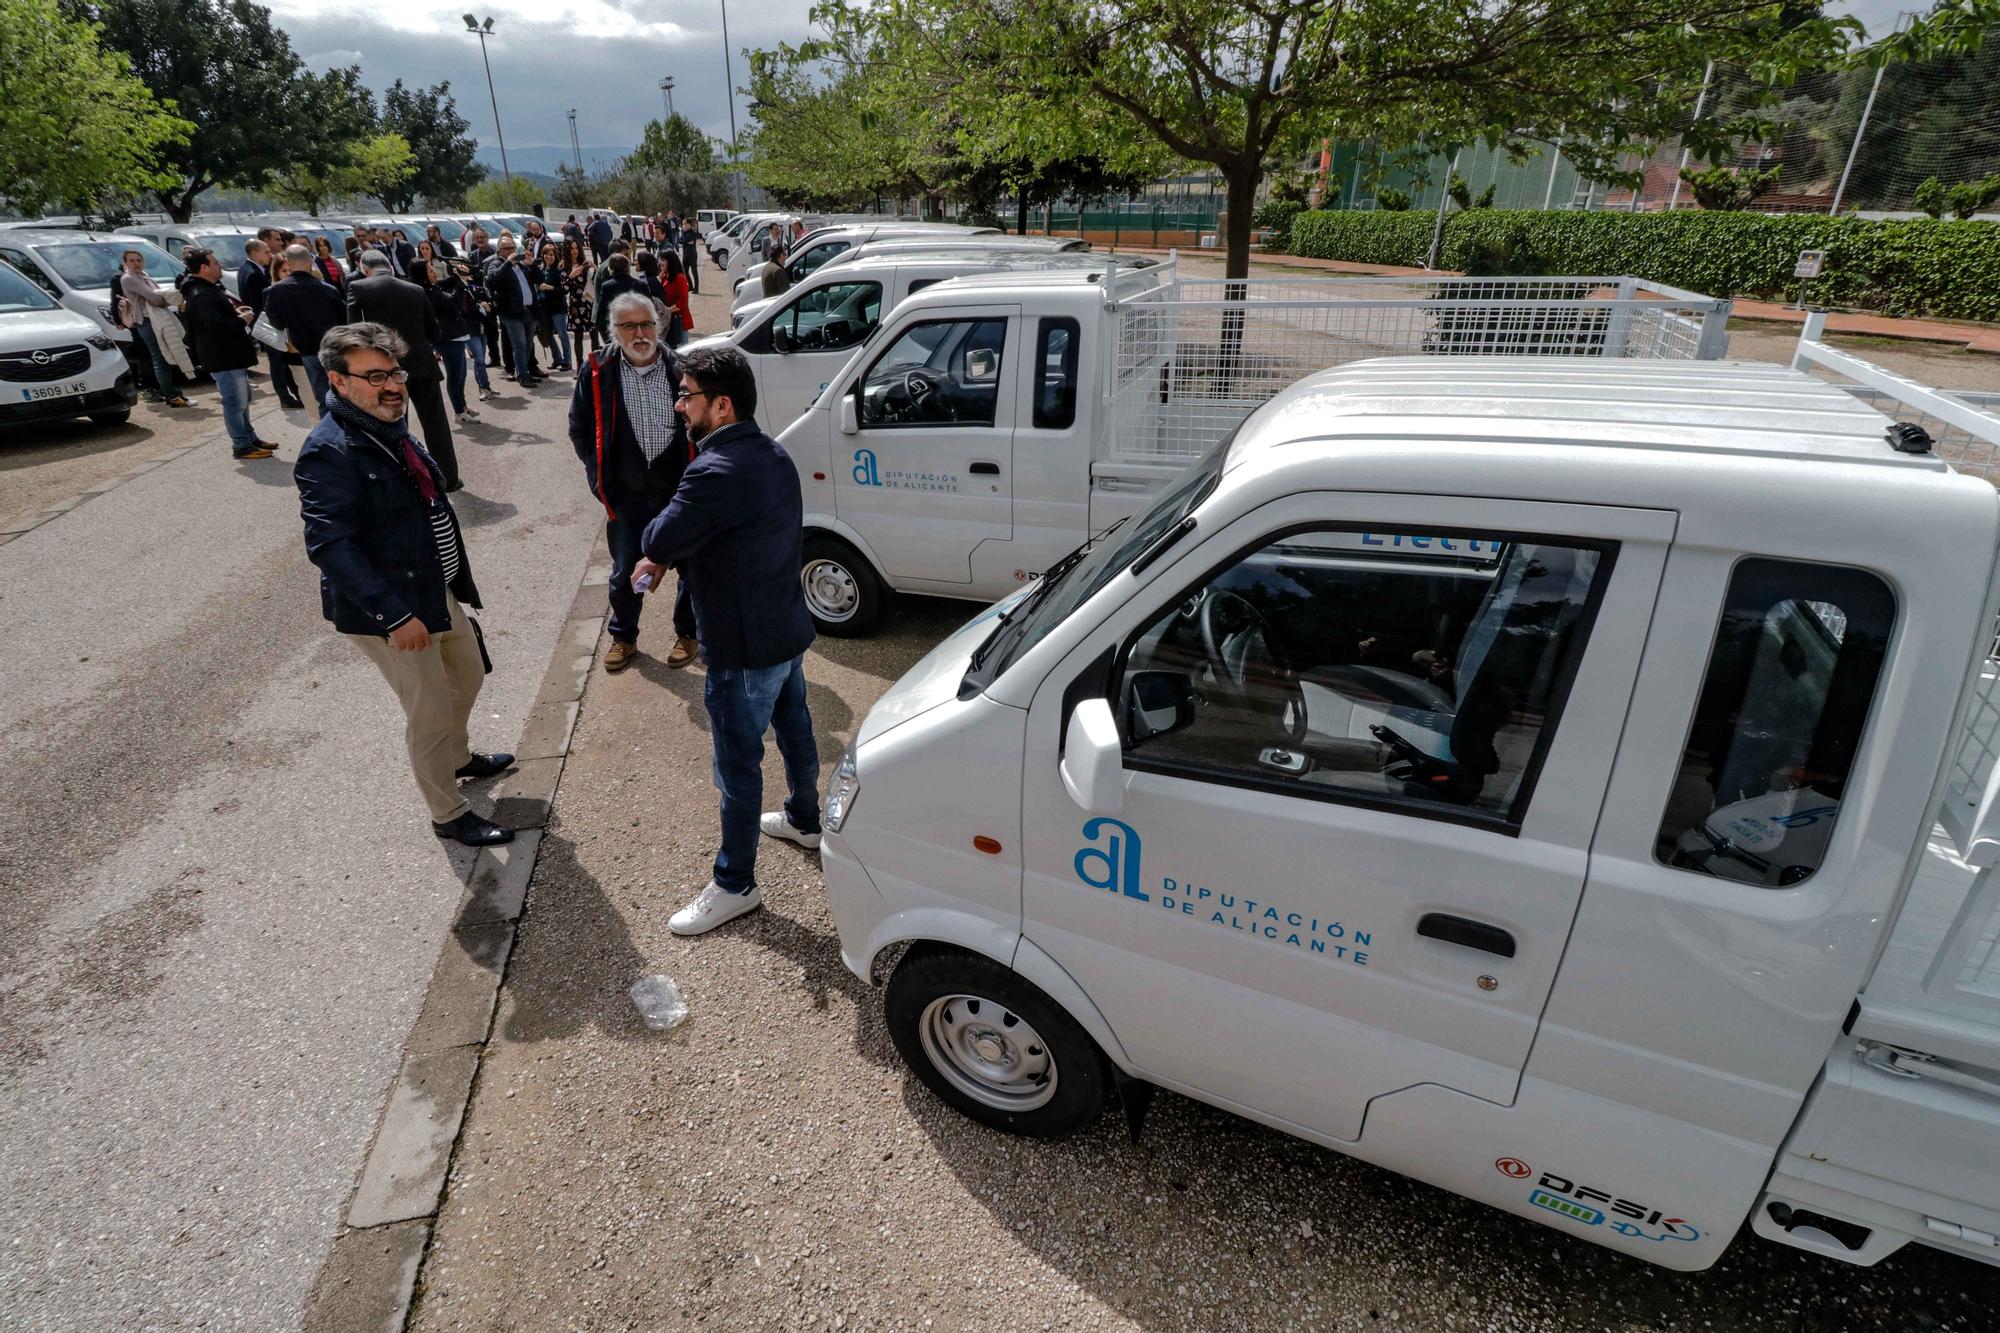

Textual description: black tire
[886,947,1109,1138]
[89,409,132,427]
[800,535,890,638]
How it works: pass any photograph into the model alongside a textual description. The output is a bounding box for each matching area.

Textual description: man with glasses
[631,345,820,935]
[294,323,517,847]
[486,234,543,388]
[569,293,699,673]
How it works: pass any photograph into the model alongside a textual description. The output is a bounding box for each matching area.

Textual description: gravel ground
[410,588,2000,1330]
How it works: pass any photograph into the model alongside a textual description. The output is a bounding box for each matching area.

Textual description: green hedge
[1289,209,2000,322]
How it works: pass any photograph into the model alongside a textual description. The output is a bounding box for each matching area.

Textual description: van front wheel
[801,536,889,637]
[886,948,1108,1138]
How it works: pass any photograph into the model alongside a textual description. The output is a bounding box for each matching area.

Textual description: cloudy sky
[271,0,1918,166]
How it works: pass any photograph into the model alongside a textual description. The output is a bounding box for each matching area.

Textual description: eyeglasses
[349,368,410,387]
[674,388,713,402]
[613,320,657,333]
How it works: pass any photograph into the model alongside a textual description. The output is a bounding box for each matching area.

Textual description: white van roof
[1243,358,1938,472]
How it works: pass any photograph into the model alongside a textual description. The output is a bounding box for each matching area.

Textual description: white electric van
[114,222,263,297]
[777,260,1734,635]
[730,222,1006,305]
[691,249,1149,441]
[731,233,1087,319]
[0,259,136,428]
[0,230,183,345]
[819,326,2000,1274]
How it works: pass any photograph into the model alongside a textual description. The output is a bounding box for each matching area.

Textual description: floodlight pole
[568,109,583,176]
[719,0,742,210]
[1667,61,1715,212]
[660,77,676,123]
[466,16,515,209]
[1830,61,1889,216]
[1426,146,1461,270]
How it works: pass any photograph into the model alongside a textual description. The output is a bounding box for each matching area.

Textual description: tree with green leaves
[269,132,415,216]
[1677,164,1784,211]
[80,0,333,220]
[0,0,190,218]
[847,0,1996,279]
[379,80,482,211]
[552,164,592,210]
[466,175,545,211]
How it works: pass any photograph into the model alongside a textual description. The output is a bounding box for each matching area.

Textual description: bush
[1375,187,1412,212]
[1289,208,2000,321]
[1253,199,1306,251]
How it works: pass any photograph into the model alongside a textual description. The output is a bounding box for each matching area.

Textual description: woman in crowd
[312,236,346,290]
[415,258,479,423]
[112,248,189,407]
[415,238,438,272]
[632,249,672,335]
[343,234,364,274]
[537,241,574,373]
[658,247,694,348]
[592,252,642,342]
[425,223,458,259]
[559,237,595,361]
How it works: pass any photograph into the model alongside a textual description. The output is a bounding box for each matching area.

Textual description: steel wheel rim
[802,558,860,622]
[917,993,1057,1112]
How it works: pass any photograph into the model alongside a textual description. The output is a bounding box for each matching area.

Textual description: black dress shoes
[432,811,515,846]
[455,751,515,780]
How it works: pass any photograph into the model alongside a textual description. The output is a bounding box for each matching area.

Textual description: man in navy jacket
[295,322,516,847]
[633,345,819,935]
[568,292,698,672]
[239,239,305,410]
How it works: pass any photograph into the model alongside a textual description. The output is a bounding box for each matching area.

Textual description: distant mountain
[476,145,630,176]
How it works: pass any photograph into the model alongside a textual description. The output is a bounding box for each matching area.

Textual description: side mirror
[966,347,998,383]
[1122,670,1198,742]
[1060,698,1125,815]
[839,392,859,435]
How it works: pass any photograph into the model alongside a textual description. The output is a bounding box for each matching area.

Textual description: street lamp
[463,14,515,209]
[717,0,742,210]
[659,77,676,123]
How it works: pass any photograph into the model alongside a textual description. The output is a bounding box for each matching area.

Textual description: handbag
[251,312,292,352]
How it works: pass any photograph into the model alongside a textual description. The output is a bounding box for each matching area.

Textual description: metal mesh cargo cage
[1100,259,1733,465]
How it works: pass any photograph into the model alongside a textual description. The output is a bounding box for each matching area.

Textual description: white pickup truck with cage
[815,318,2000,1272]
[779,258,1733,635]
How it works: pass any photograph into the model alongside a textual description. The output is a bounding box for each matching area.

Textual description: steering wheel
[1198,590,1305,742]
[901,367,948,421]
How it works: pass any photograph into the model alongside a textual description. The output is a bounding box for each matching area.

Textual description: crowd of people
[110,210,712,465]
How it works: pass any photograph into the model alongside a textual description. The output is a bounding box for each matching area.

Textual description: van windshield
[0,262,57,312]
[963,440,1228,692]
[42,240,179,288]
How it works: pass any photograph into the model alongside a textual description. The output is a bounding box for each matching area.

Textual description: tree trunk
[1016,191,1029,235]
[1222,160,1258,282]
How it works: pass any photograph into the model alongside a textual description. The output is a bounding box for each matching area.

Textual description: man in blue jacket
[633,345,820,935]
[294,323,516,847]
[239,239,305,410]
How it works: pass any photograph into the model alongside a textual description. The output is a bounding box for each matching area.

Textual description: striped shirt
[430,503,463,585]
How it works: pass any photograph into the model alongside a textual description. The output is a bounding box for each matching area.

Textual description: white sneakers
[666,814,821,936]
[760,812,822,850]
[669,882,763,936]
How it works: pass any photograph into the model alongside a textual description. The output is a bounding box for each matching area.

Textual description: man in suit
[586,213,614,264]
[183,247,277,460]
[632,345,820,936]
[263,244,346,418]
[384,228,419,280]
[295,322,516,847]
[485,234,543,389]
[238,239,305,410]
[346,249,461,490]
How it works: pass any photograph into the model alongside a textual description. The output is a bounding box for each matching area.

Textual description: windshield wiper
[968,517,1130,671]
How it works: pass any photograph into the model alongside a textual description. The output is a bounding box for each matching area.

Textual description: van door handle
[1416,913,1517,958]
[969,461,1000,475]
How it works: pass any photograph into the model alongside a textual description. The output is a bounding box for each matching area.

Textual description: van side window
[1654,559,1894,888]
[1034,317,1079,429]
[858,317,1006,428]
[1115,528,1613,826]
[0,250,58,298]
[769,280,881,354]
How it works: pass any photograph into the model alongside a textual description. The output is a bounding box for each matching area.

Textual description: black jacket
[238,260,273,315]
[262,271,346,363]
[433,275,479,342]
[487,258,539,319]
[386,238,418,278]
[183,276,258,372]
[569,344,691,512]
[586,218,613,252]
[295,407,480,636]
[593,273,664,332]
[640,419,815,670]
[346,273,441,382]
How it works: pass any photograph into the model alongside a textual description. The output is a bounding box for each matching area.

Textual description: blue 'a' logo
[851,448,882,486]
[1076,818,1148,902]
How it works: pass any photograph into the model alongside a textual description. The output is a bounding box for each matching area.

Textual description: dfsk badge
[1494,1158,1701,1244]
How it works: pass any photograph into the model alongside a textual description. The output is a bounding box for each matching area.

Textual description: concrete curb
[0,397,297,546]
[301,533,611,1333]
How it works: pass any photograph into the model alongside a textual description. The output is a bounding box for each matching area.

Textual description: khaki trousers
[347,596,484,823]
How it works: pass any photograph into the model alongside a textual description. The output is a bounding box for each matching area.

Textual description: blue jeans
[705,656,820,893]
[213,368,255,450]
[132,321,178,396]
[548,311,573,367]
[439,339,469,414]
[500,315,537,380]
[606,497,696,646]
[301,354,331,418]
[464,333,491,391]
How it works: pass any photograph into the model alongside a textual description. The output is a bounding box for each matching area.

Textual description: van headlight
[824,745,860,833]
[87,334,115,351]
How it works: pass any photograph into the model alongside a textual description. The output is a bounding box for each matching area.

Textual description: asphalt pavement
[0,363,599,1329]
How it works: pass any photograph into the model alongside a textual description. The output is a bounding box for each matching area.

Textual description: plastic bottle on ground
[629,974,688,1029]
